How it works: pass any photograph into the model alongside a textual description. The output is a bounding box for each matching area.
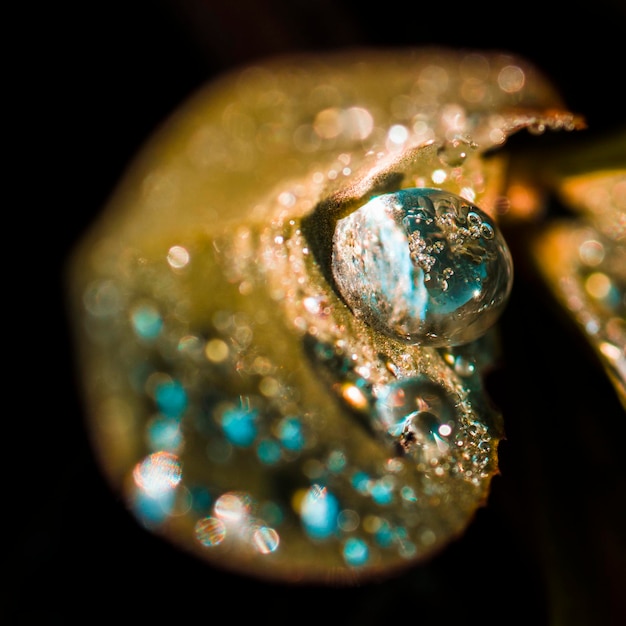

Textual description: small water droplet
[374,376,458,463]
[437,138,476,166]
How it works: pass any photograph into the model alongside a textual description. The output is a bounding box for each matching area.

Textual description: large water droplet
[331,188,513,346]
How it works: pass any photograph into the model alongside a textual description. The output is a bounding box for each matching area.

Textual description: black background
[10,0,626,623]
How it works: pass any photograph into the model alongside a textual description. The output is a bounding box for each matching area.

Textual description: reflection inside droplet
[374,376,458,462]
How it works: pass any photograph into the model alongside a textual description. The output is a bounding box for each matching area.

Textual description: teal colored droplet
[189,486,212,514]
[371,480,393,505]
[259,501,284,526]
[131,303,163,339]
[221,405,259,447]
[278,416,305,451]
[343,537,370,567]
[154,380,188,418]
[147,416,182,451]
[351,471,370,494]
[301,487,339,540]
[131,487,175,527]
[400,485,418,502]
[374,521,394,547]
[257,439,281,464]
[327,450,347,473]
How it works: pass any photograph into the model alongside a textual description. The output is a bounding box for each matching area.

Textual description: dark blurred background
[10,0,625,623]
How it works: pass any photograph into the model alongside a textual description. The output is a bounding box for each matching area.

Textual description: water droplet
[343,536,370,566]
[374,376,458,462]
[437,137,476,166]
[331,188,513,347]
[301,485,340,539]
